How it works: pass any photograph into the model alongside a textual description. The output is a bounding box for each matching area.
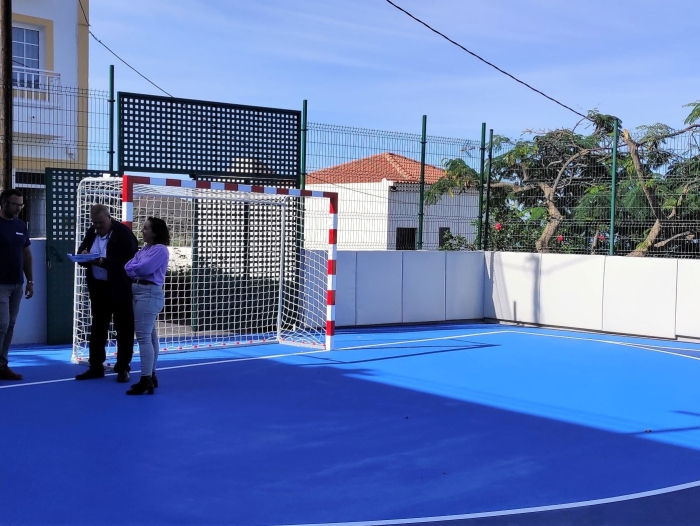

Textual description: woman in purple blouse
[124,217,170,395]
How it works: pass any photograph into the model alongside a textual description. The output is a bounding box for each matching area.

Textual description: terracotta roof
[307,152,445,185]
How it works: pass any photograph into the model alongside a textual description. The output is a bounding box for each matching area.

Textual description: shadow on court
[4,337,700,526]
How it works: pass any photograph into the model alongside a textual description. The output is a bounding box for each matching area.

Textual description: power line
[384,0,588,120]
[77,0,173,97]
[78,0,89,27]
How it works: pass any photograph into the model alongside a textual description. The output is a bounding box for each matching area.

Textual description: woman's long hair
[147,217,170,246]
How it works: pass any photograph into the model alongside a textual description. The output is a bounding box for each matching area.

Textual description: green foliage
[425,157,480,205]
[684,100,700,125]
[426,101,700,257]
[573,185,611,223]
[438,231,474,251]
[587,110,621,136]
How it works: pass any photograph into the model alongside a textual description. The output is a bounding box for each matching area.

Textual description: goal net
[72,176,338,365]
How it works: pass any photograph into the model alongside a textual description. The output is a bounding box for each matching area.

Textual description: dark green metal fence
[478,124,700,258]
[305,121,482,251]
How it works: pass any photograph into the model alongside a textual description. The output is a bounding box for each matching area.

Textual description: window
[12,25,42,89]
[14,172,46,238]
[396,227,416,251]
[439,227,450,249]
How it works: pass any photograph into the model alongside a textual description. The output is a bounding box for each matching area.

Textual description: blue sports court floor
[5,322,700,525]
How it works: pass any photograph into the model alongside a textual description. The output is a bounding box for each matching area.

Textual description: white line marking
[0,376,84,389]
[336,330,510,351]
[1,330,510,389]
[0,349,330,390]
[510,330,700,362]
[278,479,700,525]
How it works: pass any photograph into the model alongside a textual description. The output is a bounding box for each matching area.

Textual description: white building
[307,152,479,250]
[10,0,90,235]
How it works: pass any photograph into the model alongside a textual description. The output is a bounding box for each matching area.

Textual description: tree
[618,122,700,256]
[426,103,700,257]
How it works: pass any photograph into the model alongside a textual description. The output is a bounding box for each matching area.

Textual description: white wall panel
[14,239,47,345]
[538,254,605,331]
[335,251,357,327]
[602,257,678,339]
[446,251,484,320]
[402,251,446,323]
[484,252,542,324]
[675,260,700,339]
[355,251,403,325]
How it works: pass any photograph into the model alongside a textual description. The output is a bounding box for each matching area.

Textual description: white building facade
[10,0,90,236]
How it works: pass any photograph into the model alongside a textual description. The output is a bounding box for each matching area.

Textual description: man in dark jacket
[75,204,138,382]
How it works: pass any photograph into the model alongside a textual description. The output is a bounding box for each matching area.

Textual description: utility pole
[0,0,12,191]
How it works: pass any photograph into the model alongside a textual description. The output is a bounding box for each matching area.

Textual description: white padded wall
[538,254,605,331]
[675,260,700,339]
[355,251,403,325]
[602,257,678,339]
[335,251,357,327]
[446,251,484,320]
[484,251,542,323]
[402,251,446,323]
[14,239,47,344]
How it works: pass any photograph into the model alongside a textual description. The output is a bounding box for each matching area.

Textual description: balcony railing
[12,66,61,103]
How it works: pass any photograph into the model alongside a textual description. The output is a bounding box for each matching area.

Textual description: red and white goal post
[71,175,338,365]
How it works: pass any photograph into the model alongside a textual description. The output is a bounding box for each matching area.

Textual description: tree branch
[653,230,694,248]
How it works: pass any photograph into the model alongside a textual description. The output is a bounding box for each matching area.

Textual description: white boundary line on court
[0,348,332,390]
[336,330,511,351]
[0,330,510,390]
[279,479,700,525]
[509,330,700,361]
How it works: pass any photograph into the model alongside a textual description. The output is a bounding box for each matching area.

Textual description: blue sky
[88,0,699,141]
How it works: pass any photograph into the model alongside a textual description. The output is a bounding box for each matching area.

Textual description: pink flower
[495,222,503,231]
[557,234,564,243]
[598,234,605,241]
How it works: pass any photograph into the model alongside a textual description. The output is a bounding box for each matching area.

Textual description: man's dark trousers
[88,280,134,372]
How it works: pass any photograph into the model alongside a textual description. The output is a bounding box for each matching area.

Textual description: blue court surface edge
[4,322,700,526]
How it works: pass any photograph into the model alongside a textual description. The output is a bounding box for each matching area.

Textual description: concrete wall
[16,246,700,345]
[483,252,698,340]
[676,260,700,339]
[13,239,47,345]
[344,250,484,326]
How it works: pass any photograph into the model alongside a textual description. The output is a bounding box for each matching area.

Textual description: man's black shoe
[116,370,130,383]
[75,368,105,380]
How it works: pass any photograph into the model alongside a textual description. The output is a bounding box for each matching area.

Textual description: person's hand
[25,282,34,299]
[80,249,89,255]
[96,257,104,267]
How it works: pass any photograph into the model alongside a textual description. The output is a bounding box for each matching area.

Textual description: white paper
[67,253,101,263]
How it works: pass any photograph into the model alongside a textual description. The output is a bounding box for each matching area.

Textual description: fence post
[300,99,307,190]
[108,65,115,172]
[477,123,486,249]
[483,129,494,251]
[417,115,427,250]
[608,121,619,256]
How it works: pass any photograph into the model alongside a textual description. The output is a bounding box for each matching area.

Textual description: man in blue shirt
[0,189,33,381]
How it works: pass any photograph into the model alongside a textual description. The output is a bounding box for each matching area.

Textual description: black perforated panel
[45,169,114,344]
[118,92,301,180]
